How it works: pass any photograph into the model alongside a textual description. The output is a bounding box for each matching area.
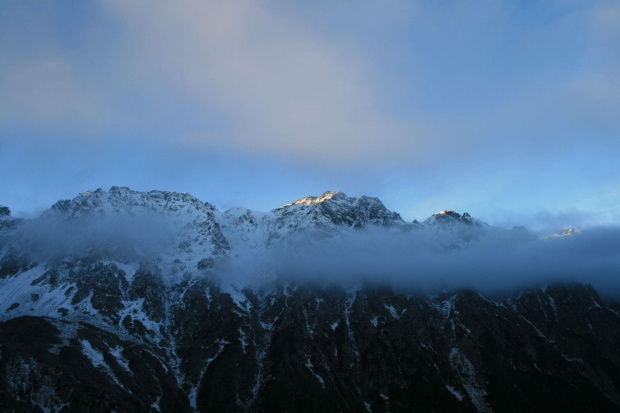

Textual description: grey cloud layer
[4,210,620,297]
[259,227,620,296]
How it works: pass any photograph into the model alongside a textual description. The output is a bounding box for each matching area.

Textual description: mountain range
[1,187,619,412]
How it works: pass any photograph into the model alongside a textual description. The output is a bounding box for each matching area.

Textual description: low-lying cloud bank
[217,226,620,297]
[1,213,177,262]
[2,212,620,297]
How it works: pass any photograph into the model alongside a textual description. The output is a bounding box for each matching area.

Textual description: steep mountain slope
[271,190,405,231]
[219,190,408,251]
[1,188,619,412]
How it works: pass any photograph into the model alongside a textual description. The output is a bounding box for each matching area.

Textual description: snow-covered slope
[422,209,493,249]
[0,187,517,339]
[218,191,409,249]
[48,187,230,276]
[546,227,582,238]
[1,187,522,285]
[3,187,620,413]
[273,190,405,230]
[0,186,537,351]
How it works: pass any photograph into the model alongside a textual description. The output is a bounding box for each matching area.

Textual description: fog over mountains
[1,187,620,412]
[2,187,619,295]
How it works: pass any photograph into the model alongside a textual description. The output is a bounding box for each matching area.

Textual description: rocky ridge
[0,187,619,412]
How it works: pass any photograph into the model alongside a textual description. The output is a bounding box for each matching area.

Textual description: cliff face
[1,188,619,412]
[2,283,620,413]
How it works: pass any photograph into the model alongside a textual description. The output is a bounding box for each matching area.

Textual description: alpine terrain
[1,187,620,412]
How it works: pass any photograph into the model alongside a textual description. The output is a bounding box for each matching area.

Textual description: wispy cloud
[1,1,617,165]
[0,59,110,130]
[102,0,423,162]
[262,226,620,296]
[8,209,620,296]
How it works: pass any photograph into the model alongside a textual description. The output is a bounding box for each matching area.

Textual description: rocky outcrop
[1,282,620,412]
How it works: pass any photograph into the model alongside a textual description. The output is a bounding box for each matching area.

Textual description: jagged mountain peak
[424,209,482,226]
[273,190,404,231]
[4,188,620,412]
[50,186,216,218]
[281,190,391,213]
[436,209,461,217]
[546,227,582,239]
[420,209,491,249]
[557,227,581,236]
[42,187,230,266]
[432,210,470,219]
[283,190,350,207]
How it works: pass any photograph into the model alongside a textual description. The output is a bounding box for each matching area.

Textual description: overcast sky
[1,1,619,233]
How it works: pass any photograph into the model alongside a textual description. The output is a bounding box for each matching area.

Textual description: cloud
[4,198,620,297]
[590,1,620,37]
[490,209,593,235]
[4,210,176,261]
[2,1,617,164]
[0,59,110,130]
[255,226,620,297]
[102,0,424,162]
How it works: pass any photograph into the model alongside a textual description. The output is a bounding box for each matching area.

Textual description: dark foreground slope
[2,281,620,413]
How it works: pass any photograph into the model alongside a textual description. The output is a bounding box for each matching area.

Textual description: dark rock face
[0,317,190,413]
[0,250,36,279]
[3,280,620,412]
[180,283,601,413]
[0,206,19,232]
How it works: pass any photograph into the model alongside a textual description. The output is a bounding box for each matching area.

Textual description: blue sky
[1,1,619,233]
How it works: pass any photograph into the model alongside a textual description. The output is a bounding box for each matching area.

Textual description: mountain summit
[1,187,617,413]
[273,190,405,234]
